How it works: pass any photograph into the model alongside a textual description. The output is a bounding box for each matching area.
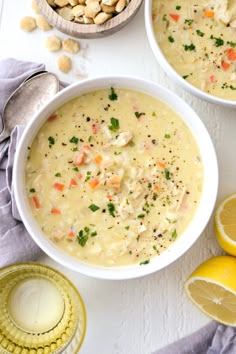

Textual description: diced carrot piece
[51,207,61,215]
[95,155,103,164]
[69,178,77,187]
[203,10,214,17]
[92,123,99,134]
[32,196,40,209]
[221,61,231,71]
[68,230,75,237]
[88,178,99,189]
[53,182,65,191]
[154,185,161,192]
[169,13,180,22]
[106,194,113,200]
[81,145,91,152]
[47,113,58,122]
[157,161,166,168]
[209,75,216,83]
[225,48,236,61]
[74,152,85,166]
[77,173,83,179]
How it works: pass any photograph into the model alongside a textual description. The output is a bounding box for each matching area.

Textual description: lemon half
[184,256,236,326]
[215,192,236,256]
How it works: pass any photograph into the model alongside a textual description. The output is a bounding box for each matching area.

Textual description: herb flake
[108,203,116,217]
[109,87,118,101]
[89,204,100,212]
[108,117,120,131]
[70,136,79,144]
[140,259,150,265]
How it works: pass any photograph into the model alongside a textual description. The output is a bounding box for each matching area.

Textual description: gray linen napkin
[0,58,46,267]
[153,321,236,354]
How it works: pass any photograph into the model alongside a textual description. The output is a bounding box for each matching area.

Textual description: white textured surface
[0,1,235,353]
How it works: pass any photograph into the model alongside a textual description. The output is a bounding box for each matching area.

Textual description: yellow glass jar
[0,263,86,353]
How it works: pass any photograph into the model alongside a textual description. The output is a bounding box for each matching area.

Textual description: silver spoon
[0,72,59,144]
[23,70,48,83]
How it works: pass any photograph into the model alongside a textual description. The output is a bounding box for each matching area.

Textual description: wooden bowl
[36,0,143,39]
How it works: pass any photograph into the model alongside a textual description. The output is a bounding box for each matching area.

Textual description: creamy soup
[25,88,203,267]
[152,0,236,101]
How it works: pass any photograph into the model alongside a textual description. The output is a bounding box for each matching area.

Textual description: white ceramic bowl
[145,0,236,108]
[13,76,218,280]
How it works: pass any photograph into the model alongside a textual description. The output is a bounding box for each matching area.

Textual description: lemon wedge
[184,256,236,326]
[215,192,236,255]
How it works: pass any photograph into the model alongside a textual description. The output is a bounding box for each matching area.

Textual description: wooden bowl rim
[36,0,143,37]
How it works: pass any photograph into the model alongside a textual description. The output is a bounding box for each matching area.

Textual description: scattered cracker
[62,38,80,54]
[36,15,52,31]
[32,0,41,14]
[20,16,37,32]
[57,55,72,73]
[46,35,62,51]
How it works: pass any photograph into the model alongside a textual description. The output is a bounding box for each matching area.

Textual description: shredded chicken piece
[118,199,134,220]
[138,224,147,234]
[214,0,236,24]
[107,175,122,190]
[112,131,133,147]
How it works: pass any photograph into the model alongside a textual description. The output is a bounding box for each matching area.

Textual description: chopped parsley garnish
[72,147,78,151]
[164,134,170,139]
[182,73,192,79]
[196,29,204,37]
[166,218,177,224]
[135,111,145,118]
[125,226,130,230]
[108,203,115,217]
[109,87,118,101]
[77,229,89,247]
[129,141,135,147]
[153,245,157,251]
[183,43,196,51]
[172,229,178,239]
[152,111,156,117]
[89,204,100,212]
[88,136,92,143]
[227,41,236,48]
[210,35,224,47]
[108,117,120,131]
[140,259,150,265]
[164,168,170,180]
[48,136,55,147]
[55,172,61,177]
[30,188,36,193]
[70,136,79,144]
[162,14,167,21]
[184,19,193,26]
[168,36,175,43]
[137,214,145,219]
[73,167,79,171]
[77,226,97,246]
[176,5,181,10]
[85,171,92,182]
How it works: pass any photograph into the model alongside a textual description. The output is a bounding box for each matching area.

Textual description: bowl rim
[36,0,143,38]
[144,0,236,108]
[13,75,218,280]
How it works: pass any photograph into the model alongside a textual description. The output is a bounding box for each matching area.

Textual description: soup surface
[26,88,203,267]
[152,0,236,101]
